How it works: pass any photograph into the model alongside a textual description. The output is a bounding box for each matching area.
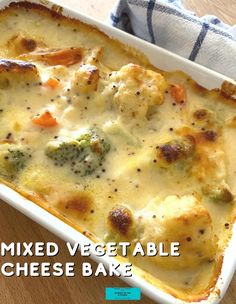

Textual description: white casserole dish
[0,0,235,303]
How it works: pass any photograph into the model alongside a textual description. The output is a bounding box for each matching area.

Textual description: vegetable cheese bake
[0,2,235,301]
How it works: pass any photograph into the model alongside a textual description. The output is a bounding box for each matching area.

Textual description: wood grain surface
[0,1,235,303]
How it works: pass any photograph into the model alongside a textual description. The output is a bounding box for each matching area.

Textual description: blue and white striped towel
[109,0,236,79]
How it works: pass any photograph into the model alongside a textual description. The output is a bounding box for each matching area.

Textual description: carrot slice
[170,84,186,104]
[32,111,57,128]
[20,47,82,66]
[44,77,60,89]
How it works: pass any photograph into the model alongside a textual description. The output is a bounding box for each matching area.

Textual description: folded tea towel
[109,0,236,79]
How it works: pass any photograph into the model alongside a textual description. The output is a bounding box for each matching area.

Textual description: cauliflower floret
[72,64,99,94]
[0,59,40,88]
[108,63,167,119]
[136,195,217,269]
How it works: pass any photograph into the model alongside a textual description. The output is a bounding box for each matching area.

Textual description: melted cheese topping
[0,3,235,302]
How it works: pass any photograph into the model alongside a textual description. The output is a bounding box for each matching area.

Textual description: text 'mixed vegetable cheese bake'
[0,2,235,302]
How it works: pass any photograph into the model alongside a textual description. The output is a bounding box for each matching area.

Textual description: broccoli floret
[45,128,110,176]
[0,146,31,178]
[45,137,82,166]
[72,152,101,176]
[72,128,110,176]
[7,149,30,171]
[77,128,110,154]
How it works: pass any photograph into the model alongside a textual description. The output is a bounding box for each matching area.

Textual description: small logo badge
[105,287,141,301]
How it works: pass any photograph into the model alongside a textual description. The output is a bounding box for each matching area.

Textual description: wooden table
[0,1,235,303]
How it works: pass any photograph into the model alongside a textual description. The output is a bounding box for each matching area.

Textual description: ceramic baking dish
[0,0,235,303]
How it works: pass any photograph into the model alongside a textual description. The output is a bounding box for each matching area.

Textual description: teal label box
[105,287,141,301]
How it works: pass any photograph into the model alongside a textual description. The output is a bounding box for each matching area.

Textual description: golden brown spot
[193,109,209,120]
[108,205,133,235]
[218,188,234,203]
[199,130,217,142]
[6,34,39,55]
[177,126,218,145]
[21,38,37,52]
[221,80,236,99]
[63,192,93,214]
[0,59,38,74]
[157,136,195,164]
